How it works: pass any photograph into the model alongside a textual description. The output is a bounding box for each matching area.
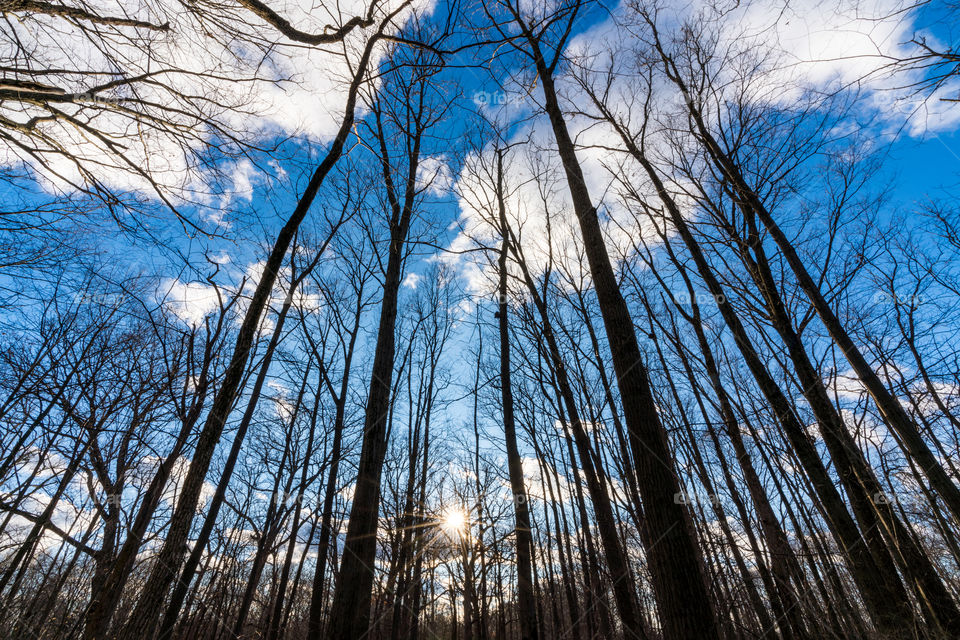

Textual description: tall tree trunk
[89,25,391,639]
[523,35,718,637]
[324,79,427,640]
[622,138,911,637]
[508,223,650,640]
[157,260,319,640]
[495,149,539,640]
[651,31,960,525]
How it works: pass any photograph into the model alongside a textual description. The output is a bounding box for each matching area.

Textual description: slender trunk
[598,107,913,636]
[509,231,649,640]
[495,150,539,640]
[158,272,310,640]
[305,303,363,637]
[265,368,321,640]
[644,311,780,639]
[656,39,960,525]
[325,90,424,640]
[93,28,388,640]
[528,42,718,638]
[233,366,310,639]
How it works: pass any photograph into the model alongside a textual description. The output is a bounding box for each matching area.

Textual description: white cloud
[268,379,295,422]
[443,125,658,298]
[651,0,954,134]
[229,160,258,203]
[519,456,574,504]
[161,278,221,325]
[1,0,436,211]
[417,155,454,196]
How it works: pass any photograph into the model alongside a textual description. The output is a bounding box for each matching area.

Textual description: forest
[2,0,960,638]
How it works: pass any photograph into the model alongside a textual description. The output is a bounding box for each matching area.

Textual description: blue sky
[4,0,960,465]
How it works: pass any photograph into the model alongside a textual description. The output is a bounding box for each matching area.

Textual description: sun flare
[441,507,467,533]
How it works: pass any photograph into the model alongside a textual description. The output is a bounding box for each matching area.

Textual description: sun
[441,507,467,533]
